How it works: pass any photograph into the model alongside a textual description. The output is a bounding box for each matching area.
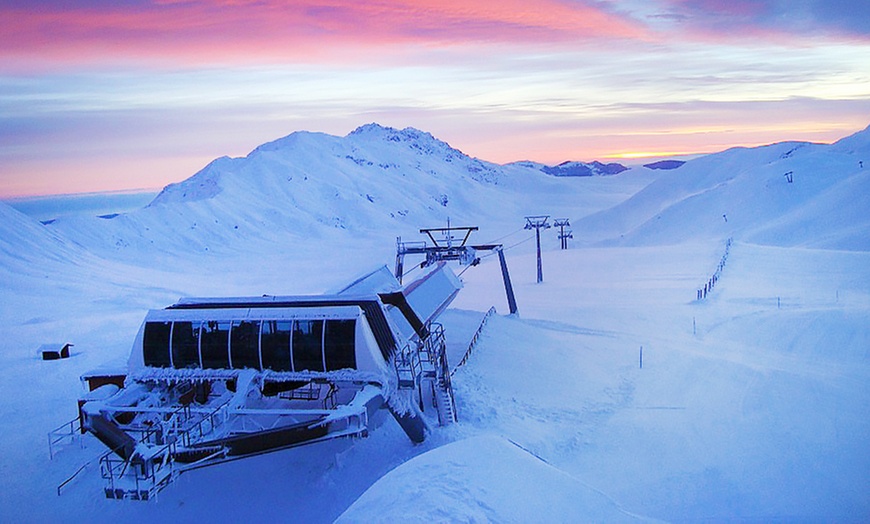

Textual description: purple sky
[2,0,869,197]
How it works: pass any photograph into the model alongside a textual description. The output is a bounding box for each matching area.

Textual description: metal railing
[98,397,232,501]
[48,416,82,459]
[419,322,457,425]
[434,334,457,425]
[58,395,232,499]
[452,306,497,374]
[57,442,124,496]
[393,342,422,389]
[100,439,175,501]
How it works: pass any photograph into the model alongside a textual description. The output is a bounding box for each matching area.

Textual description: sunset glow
[607,151,697,160]
[2,0,869,197]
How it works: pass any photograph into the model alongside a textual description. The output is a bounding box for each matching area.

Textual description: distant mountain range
[508,160,628,177]
[643,160,685,170]
[2,122,869,275]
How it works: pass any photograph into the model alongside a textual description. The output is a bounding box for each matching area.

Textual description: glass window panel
[143,321,172,368]
[171,321,201,368]
[293,320,324,372]
[201,320,230,369]
[324,320,356,371]
[230,320,261,370]
[261,320,292,371]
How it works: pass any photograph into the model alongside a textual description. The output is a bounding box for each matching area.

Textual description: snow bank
[336,435,648,523]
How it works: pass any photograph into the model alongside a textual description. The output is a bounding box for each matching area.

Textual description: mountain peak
[348,123,437,144]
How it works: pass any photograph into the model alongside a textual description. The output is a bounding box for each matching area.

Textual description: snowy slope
[574,127,870,250]
[449,242,870,521]
[0,200,79,267]
[337,435,648,522]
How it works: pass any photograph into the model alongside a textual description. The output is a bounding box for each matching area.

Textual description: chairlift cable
[485,227,525,244]
[478,234,535,259]
[502,235,535,251]
[400,263,423,280]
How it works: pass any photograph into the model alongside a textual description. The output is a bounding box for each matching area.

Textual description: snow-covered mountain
[150,124,504,208]
[40,123,870,261]
[43,124,643,260]
[575,126,870,250]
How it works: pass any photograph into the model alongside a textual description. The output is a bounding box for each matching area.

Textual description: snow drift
[337,435,646,523]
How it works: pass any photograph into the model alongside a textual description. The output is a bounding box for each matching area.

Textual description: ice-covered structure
[68,264,460,500]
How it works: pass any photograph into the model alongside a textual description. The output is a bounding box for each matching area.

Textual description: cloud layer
[1,0,869,196]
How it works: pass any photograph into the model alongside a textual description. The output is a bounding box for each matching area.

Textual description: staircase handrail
[393,341,422,389]
[48,415,82,459]
[452,306,497,375]
[57,443,123,496]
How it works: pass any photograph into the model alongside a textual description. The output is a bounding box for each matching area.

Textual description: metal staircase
[425,323,457,425]
[393,322,457,425]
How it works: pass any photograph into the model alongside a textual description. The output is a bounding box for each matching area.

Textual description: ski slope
[0,123,868,522]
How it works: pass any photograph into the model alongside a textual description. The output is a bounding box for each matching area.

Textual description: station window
[143,321,172,367]
[231,320,261,370]
[325,320,356,371]
[261,320,292,371]
[201,321,231,369]
[293,320,324,372]
[171,321,201,368]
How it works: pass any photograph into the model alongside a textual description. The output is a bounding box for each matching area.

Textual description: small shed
[39,343,72,360]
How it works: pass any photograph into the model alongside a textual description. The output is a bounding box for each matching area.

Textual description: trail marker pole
[639,346,643,369]
[524,215,550,283]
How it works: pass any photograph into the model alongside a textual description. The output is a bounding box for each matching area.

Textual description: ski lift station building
[63,263,461,500]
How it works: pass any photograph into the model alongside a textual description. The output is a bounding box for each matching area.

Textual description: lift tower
[524,216,550,283]
[553,218,572,250]
[396,225,518,315]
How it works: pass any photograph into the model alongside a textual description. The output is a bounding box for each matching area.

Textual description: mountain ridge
[6,122,868,269]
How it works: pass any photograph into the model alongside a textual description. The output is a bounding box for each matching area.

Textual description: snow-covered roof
[146,305,362,322]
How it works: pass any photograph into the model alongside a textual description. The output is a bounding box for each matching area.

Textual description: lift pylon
[524,215,550,283]
[553,218,572,250]
[396,225,518,315]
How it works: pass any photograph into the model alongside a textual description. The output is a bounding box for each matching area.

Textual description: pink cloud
[0,1,650,70]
